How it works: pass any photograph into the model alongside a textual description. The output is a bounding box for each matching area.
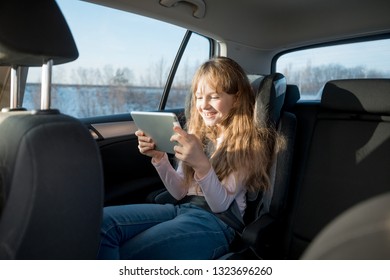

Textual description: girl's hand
[135,130,165,161]
[170,126,211,178]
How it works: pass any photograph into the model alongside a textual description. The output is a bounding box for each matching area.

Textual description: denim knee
[119,204,236,259]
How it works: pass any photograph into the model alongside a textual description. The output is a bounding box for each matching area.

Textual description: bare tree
[155,57,166,87]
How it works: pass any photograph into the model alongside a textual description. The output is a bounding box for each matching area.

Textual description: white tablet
[131,111,181,154]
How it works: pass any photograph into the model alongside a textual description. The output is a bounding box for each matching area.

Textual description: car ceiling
[84,0,390,53]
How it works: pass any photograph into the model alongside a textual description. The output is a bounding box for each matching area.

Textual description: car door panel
[82,109,185,206]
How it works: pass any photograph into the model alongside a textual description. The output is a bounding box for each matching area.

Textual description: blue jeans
[97,203,235,260]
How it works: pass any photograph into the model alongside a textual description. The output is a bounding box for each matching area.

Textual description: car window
[23,0,210,118]
[275,38,390,100]
[165,33,210,109]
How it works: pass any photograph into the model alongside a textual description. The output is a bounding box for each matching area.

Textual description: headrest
[0,0,78,66]
[253,73,287,126]
[283,84,300,111]
[321,79,390,115]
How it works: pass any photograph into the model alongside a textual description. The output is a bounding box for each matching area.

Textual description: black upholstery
[0,0,78,66]
[284,79,390,259]
[0,112,104,259]
[283,84,301,111]
[254,73,287,127]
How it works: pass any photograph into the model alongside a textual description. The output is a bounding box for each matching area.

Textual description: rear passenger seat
[282,79,390,259]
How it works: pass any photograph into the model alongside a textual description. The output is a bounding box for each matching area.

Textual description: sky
[28,0,191,84]
[57,0,186,69]
[27,0,390,84]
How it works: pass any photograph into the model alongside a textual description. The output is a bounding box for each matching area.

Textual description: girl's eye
[211,96,219,99]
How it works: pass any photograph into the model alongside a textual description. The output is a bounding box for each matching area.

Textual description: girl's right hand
[135,130,165,161]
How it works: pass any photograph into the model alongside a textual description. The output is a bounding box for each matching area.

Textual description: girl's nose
[201,98,210,109]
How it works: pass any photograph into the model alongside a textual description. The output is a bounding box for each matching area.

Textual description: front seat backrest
[0,112,104,259]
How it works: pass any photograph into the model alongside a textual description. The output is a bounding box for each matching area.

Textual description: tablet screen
[131,111,181,154]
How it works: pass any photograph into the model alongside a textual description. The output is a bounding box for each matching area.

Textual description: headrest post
[10,66,22,109]
[41,60,53,110]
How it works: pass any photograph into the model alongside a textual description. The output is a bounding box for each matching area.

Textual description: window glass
[165,33,210,109]
[276,39,390,100]
[24,0,209,118]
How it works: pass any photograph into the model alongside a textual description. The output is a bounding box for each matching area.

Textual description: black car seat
[226,77,298,259]
[283,78,390,259]
[0,0,104,259]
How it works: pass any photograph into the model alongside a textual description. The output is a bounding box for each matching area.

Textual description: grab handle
[160,0,206,18]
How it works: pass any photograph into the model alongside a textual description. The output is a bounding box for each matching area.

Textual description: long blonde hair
[182,57,281,193]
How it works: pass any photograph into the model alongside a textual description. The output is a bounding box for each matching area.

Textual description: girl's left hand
[170,126,211,178]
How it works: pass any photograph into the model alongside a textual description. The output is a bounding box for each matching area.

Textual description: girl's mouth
[203,112,216,119]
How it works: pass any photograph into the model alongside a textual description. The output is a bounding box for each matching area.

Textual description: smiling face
[195,77,236,129]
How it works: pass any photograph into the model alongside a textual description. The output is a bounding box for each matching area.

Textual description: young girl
[97,57,279,259]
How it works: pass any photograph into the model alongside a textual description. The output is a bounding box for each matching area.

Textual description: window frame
[271,33,390,100]
[159,30,213,110]
[271,33,390,73]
